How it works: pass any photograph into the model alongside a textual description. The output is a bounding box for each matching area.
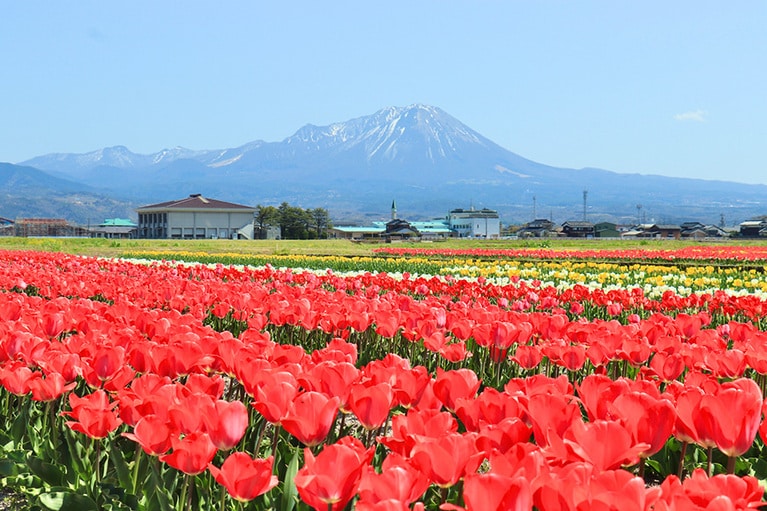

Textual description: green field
[1,235,765,259]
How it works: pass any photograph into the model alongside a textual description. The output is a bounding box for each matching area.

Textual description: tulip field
[4,243,767,510]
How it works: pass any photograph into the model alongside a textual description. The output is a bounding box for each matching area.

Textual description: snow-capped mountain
[11,104,767,225]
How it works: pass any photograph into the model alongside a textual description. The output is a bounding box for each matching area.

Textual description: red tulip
[62,389,123,439]
[251,370,299,424]
[655,469,765,510]
[205,399,249,450]
[695,378,762,457]
[294,436,373,511]
[460,472,531,511]
[433,368,480,412]
[27,371,75,402]
[208,452,278,502]
[281,391,340,447]
[409,432,480,488]
[122,415,172,456]
[609,391,676,459]
[554,419,649,472]
[348,380,394,430]
[159,432,217,475]
[380,408,458,457]
[0,361,33,395]
[357,453,429,507]
[511,344,543,370]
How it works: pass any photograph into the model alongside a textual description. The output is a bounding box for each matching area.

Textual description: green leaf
[146,460,173,511]
[280,447,300,511]
[27,456,66,487]
[109,441,133,490]
[0,458,19,477]
[11,408,29,445]
[37,490,99,511]
[61,429,88,484]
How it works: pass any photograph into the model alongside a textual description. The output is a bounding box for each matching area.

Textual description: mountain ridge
[7,104,767,226]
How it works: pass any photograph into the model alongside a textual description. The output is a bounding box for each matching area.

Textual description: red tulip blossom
[432,368,480,412]
[208,452,278,502]
[159,432,217,475]
[294,436,374,511]
[62,389,122,439]
[27,371,75,402]
[348,380,395,430]
[409,431,481,488]
[694,378,763,457]
[122,415,172,456]
[357,453,429,508]
[204,399,249,450]
[654,469,764,510]
[281,391,340,447]
[457,472,532,511]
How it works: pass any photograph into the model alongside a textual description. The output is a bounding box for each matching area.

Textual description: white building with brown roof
[136,194,256,239]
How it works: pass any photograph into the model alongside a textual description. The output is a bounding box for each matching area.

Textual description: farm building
[447,207,501,239]
[14,218,89,237]
[561,221,595,238]
[330,201,457,241]
[136,194,256,239]
[90,219,138,239]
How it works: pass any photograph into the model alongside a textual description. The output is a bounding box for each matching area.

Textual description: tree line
[254,202,333,240]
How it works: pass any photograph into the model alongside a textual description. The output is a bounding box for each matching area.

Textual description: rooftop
[137,194,256,212]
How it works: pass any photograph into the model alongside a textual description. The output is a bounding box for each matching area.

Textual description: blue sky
[2,1,765,184]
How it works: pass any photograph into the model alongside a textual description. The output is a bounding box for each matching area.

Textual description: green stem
[727,455,736,474]
[132,443,143,496]
[186,476,194,511]
[677,441,688,480]
[179,474,190,511]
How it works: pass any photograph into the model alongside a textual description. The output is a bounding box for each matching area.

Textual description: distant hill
[12,104,767,226]
[0,162,138,224]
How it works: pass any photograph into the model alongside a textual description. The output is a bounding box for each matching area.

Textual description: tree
[254,205,279,239]
[278,202,312,239]
[309,208,332,239]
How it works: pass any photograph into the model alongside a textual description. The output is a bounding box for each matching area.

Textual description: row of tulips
[373,245,767,264]
[2,249,767,509]
[4,250,767,329]
[120,249,767,299]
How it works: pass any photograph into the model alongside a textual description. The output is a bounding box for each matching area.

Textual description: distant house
[517,219,557,238]
[382,219,420,241]
[594,222,620,238]
[136,194,257,239]
[561,221,595,238]
[740,217,767,238]
[330,224,387,240]
[331,201,461,241]
[624,223,682,240]
[0,217,14,237]
[680,222,729,239]
[448,207,501,238]
[90,218,138,239]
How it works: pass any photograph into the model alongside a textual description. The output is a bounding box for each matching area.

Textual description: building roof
[449,207,499,218]
[332,226,385,234]
[137,194,256,212]
[562,221,594,228]
[92,226,137,234]
[100,218,137,227]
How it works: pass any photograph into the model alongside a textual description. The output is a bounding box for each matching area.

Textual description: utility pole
[532,196,537,220]
[583,190,588,221]
[636,204,642,226]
